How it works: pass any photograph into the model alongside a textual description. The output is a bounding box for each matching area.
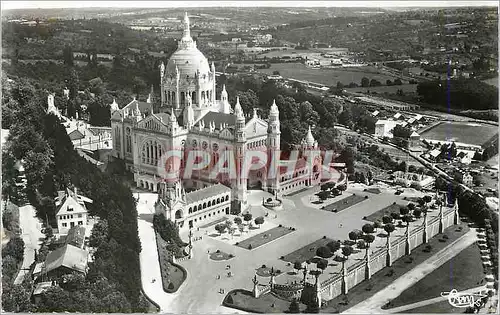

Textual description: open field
[281,237,334,264]
[385,243,484,309]
[420,121,498,147]
[255,63,402,87]
[236,226,294,250]
[322,193,368,213]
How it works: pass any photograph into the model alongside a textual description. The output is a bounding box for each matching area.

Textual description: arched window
[201,91,205,101]
[192,91,196,104]
[217,198,220,204]
[208,201,211,207]
[225,195,229,201]
[189,207,192,214]
[203,202,207,209]
[181,92,185,105]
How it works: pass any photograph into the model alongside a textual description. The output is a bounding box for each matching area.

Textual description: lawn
[401,300,463,313]
[384,243,485,310]
[223,289,308,313]
[236,226,294,250]
[255,63,401,87]
[321,193,368,213]
[364,203,403,223]
[420,121,498,147]
[281,237,334,264]
[320,222,470,313]
[156,232,187,293]
[209,250,234,261]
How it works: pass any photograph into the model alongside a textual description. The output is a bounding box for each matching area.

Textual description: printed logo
[441,289,488,308]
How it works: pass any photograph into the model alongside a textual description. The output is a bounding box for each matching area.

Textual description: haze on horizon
[2,0,498,10]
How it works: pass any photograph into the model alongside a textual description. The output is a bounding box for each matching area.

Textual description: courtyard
[135,182,441,313]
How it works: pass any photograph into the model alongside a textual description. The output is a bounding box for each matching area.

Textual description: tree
[394,78,403,85]
[293,261,303,273]
[326,240,341,253]
[413,209,422,218]
[234,217,242,225]
[336,81,344,89]
[384,223,396,241]
[254,216,264,229]
[361,77,370,87]
[423,195,432,205]
[382,215,393,225]
[215,223,226,235]
[316,246,333,258]
[89,220,109,248]
[407,203,415,211]
[288,298,301,313]
[272,70,281,75]
[348,230,360,243]
[317,190,329,202]
[362,223,375,234]
[243,213,253,224]
[386,79,393,86]
[316,259,328,273]
[2,236,25,262]
[400,206,409,216]
[63,45,74,66]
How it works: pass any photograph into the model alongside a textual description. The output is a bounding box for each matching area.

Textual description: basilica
[110,13,322,230]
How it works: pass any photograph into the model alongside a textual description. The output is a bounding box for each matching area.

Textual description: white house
[55,188,93,235]
[374,119,403,138]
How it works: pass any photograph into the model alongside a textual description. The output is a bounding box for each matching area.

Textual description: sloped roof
[65,225,86,248]
[123,99,153,115]
[68,129,85,141]
[429,149,441,157]
[56,194,87,216]
[43,244,88,275]
[185,183,231,203]
[199,111,236,129]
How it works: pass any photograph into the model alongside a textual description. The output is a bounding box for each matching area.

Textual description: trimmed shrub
[248,244,252,250]
[168,282,174,290]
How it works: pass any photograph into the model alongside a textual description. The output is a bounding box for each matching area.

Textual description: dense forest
[416,78,499,111]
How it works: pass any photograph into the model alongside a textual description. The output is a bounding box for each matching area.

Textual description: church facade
[110,13,322,230]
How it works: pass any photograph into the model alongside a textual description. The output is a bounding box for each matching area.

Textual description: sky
[2,0,498,10]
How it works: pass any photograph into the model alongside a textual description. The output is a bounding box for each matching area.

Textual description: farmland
[254,63,403,87]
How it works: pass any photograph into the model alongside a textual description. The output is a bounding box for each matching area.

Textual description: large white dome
[165,12,210,78]
[166,47,210,78]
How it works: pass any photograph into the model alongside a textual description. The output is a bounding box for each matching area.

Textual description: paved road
[14,204,44,285]
[343,229,478,314]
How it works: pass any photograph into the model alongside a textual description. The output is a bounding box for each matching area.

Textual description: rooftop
[185,183,231,203]
[43,244,88,275]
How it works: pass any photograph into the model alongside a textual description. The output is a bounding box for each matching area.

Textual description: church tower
[267,99,281,194]
[221,85,231,114]
[233,97,248,212]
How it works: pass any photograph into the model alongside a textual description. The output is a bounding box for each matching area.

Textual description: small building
[32,281,54,303]
[393,171,435,189]
[409,131,421,147]
[371,110,379,117]
[55,188,92,235]
[38,244,89,281]
[374,119,402,138]
[454,170,473,186]
[456,151,472,165]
